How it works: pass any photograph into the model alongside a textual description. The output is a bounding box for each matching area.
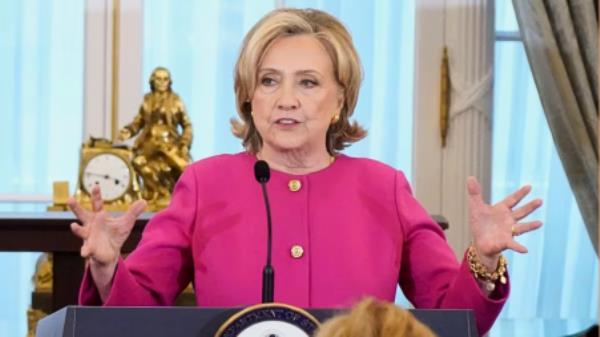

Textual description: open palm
[467,177,543,267]
[68,185,146,267]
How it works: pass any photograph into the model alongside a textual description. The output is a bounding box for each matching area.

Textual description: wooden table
[0,212,150,312]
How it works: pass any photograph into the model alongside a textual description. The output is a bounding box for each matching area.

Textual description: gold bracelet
[467,245,508,292]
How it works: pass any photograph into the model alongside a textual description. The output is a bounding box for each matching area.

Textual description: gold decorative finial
[111,0,121,141]
[440,46,450,147]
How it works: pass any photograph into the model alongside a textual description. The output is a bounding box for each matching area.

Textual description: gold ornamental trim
[440,46,450,148]
[111,0,120,141]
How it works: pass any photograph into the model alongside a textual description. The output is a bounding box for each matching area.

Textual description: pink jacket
[80,152,508,334]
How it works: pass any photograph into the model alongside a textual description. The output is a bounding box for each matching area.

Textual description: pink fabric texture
[79,152,508,334]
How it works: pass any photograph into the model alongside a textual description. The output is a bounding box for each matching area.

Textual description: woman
[68,8,542,335]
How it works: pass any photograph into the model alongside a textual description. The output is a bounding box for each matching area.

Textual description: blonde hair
[231,8,366,155]
[314,298,437,337]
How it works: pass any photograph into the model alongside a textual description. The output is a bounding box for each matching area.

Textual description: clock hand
[85,172,111,179]
[85,172,125,186]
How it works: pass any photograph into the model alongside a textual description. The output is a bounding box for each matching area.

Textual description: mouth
[274,118,301,126]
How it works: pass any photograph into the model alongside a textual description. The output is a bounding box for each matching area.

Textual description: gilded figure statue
[118,67,193,209]
[26,254,53,337]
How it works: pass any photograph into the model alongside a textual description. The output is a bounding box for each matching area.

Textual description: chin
[272,143,306,152]
[267,139,309,152]
[263,133,304,150]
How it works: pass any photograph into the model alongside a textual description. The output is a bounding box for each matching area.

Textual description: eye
[260,76,277,86]
[300,79,318,88]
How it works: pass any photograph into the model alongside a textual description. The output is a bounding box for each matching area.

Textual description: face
[152,69,171,92]
[251,35,343,155]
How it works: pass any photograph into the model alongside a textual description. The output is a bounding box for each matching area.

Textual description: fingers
[466,176,481,195]
[512,198,543,221]
[70,221,88,239]
[67,197,91,223]
[121,200,147,226]
[91,185,104,212]
[71,222,93,258]
[505,220,543,254]
[512,220,543,236]
[80,241,92,258]
[501,185,532,209]
[466,176,485,208]
[506,240,528,254]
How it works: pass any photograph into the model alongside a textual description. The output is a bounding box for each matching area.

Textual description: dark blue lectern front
[37,306,478,337]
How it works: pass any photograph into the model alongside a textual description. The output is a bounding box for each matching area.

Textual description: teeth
[277,118,297,124]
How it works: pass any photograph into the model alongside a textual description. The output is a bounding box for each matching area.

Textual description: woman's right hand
[68,185,146,299]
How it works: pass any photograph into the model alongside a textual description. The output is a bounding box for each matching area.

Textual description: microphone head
[254,160,270,183]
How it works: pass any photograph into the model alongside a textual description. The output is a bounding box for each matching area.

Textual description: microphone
[254,160,274,303]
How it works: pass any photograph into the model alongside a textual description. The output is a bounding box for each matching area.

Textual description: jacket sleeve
[395,171,508,335]
[79,167,197,306]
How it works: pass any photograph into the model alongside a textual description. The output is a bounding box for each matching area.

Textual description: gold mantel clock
[74,138,141,210]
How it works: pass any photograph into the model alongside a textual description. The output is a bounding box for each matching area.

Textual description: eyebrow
[258,68,323,77]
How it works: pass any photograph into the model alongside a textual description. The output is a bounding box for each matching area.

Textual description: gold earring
[331,114,340,124]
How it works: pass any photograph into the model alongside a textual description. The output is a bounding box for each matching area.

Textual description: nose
[277,82,299,111]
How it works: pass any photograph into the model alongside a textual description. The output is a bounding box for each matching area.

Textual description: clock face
[82,153,131,201]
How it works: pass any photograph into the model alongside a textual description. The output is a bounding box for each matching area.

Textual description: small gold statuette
[118,67,193,210]
[26,253,53,337]
[74,137,141,211]
[33,253,53,292]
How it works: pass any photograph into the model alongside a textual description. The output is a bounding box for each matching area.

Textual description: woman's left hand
[467,176,543,270]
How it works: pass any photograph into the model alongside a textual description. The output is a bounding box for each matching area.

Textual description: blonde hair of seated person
[314,298,437,337]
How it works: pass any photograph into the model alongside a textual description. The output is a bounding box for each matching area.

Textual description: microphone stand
[254,160,274,303]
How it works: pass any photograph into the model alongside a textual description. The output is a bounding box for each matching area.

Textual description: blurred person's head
[314,298,437,337]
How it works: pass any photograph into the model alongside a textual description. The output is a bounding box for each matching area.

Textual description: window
[0,1,84,336]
